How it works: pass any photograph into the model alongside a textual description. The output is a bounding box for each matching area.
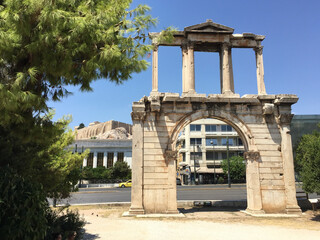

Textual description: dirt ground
[70,205,320,240]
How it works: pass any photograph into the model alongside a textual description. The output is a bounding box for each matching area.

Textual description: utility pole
[210,140,216,184]
[193,144,197,185]
[227,136,231,188]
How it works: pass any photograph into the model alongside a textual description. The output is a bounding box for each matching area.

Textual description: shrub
[218,176,225,184]
[45,207,85,240]
[0,167,48,240]
[112,161,132,179]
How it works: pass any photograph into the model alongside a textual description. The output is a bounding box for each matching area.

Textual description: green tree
[112,161,132,179]
[295,124,320,193]
[221,156,246,182]
[0,0,157,194]
[0,167,48,240]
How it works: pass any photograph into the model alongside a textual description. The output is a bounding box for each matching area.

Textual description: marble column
[181,44,188,94]
[103,152,108,167]
[244,151,265,214]
[83,158,87,167]
[228,48,235,93]
[277,113,302,214]
[113,152,118,166]
[166,151,179,214]
[93,152,97,168]
[129,112,145,215]
[220,43,234,95]
[151,45,159,94]
[254,46,267,95]
[187,43,195,93]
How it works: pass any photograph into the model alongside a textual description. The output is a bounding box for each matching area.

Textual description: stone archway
[129,21,301,215]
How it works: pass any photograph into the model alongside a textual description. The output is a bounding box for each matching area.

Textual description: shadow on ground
[179,207,245,214]
[310,213,320,222]
[82,232,100,240]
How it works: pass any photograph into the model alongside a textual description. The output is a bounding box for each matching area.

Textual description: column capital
[244,151,261,162]
[164,150,177,164]
[187,42,195,49]
[181,43,188,53]
[152,44,159,51]
[131,111,146,121]
[254,46,263,54]
[221,42,231,51]
[276,113,294,126]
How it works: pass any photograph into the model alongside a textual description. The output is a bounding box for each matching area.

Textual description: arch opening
[173,118,247,187]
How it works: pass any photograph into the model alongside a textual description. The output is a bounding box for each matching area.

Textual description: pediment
[184,20,234,34]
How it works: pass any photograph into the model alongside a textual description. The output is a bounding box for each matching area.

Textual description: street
[56,184,247,205]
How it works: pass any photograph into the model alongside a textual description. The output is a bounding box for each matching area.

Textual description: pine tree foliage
[0,0,156,123]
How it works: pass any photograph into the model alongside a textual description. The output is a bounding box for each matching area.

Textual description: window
[221,138,233,146]
[107,152,114,168]
[97,152,104,167]
[222,152,234,160]
[190,124,201,131]
[206,151,219,160]
[206,138,217,146]
[238,138,243,146]
[190,138,202,146]
[87,153,94,167]
[190,152,202,161]
[205,125,217,132]
[117,152,124,162]
[221,125,233,132]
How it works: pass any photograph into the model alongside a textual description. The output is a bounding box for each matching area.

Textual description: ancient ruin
[129,20,301,215]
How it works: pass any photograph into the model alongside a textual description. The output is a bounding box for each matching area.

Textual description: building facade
[74,139,132,168]
[74,120,133,169]
[177,118,245,184]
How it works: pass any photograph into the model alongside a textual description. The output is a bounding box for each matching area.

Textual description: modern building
[177,118,245,184]
[74,120,133,168]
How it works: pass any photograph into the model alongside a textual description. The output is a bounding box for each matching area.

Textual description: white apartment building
[177,119,245,184]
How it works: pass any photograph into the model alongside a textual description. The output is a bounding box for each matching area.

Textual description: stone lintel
[257,94,276,100]
[274,94,299,105]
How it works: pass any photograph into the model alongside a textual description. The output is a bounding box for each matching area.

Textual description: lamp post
[210,140,216,184]
[227,136,231,188]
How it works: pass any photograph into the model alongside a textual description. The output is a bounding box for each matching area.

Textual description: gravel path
[74,207,320,240]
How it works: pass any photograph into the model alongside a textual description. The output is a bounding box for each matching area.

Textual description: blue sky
[50,0,320,128]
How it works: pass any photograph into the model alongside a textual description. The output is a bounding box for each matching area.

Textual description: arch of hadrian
[129,20,301,215]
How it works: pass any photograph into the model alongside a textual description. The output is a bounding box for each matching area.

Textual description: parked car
[176,178,181,185]
[119,180,132,188]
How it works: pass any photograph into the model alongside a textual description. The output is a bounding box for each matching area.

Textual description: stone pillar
[166,151,179,214]
[244,151,265,214]
[113,152,118,165]
[220,43,234,95]
[254,46,267,95]
[129,112,145,215]
[103,152,108,167]
[83,158,87,167]
[93,152,97,168]
[181,44,188,94]
[151,45,159,94]
[277,113,302,214]
[187,43,195,93]
[228,48,235,93]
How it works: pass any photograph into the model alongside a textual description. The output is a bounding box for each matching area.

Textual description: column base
[245,208,265,215]
[286,205,302,215]
[150,90,161,96]
[166,209,179,214]
[129,207,145,215]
